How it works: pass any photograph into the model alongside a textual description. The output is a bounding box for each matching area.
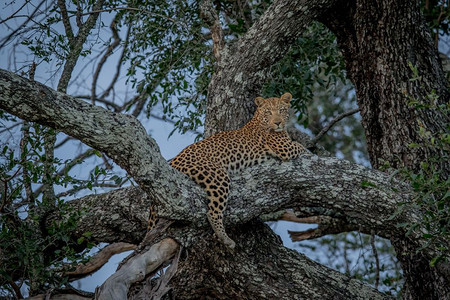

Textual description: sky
[4,0,447,295]
[0,1,319,295]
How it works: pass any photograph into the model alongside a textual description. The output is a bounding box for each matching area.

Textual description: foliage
[125,0,211,137]
[0,0,448,298]
[421,0,449,45]
[0,121,120,296]
[262,22,347,121]
[388,63,450,265]
[299,232,403,296]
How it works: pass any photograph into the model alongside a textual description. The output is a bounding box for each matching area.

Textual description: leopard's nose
[274,121,281,126]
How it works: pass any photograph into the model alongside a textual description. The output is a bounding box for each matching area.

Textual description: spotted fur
[149,93,310,249]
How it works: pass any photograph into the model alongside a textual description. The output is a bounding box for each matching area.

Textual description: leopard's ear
[280,93,292,104]
[254,96,265,107]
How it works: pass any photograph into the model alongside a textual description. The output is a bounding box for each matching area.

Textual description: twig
[79,7,179,24]
[91,17,121,105]
[100,24,132,100]
[200,0,225,62]
[312,108,360,145]
[0,122,21,135]
[0,0,28,25]
[20,121,34,205]
[0,0,46,49]
[54,136,72,148]
[370,232,380,289]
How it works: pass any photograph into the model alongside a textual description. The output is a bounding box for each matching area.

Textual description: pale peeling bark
[96,238,179,300]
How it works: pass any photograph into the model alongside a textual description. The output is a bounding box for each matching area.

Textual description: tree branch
[0,69,190,211]
[200,0,225,62]
[205,0,339,136]
[57,0,75,44]
[96,238,179,300]
[1,67,449,297]
[288,215,355,241]
[2,68,446,261]
[65,242,137,281]
[311,107,361,145]
[91,16,121,105]
[58,0,105,93]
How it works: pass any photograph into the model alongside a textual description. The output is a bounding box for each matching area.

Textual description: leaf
[430,256,442,267]
[361,180,377,188]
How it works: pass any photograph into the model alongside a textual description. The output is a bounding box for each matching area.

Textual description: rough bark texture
[133,221,389,300]
[318,0,450,298]
[2,0,449,298]
[319,0,449,176]
[204,0,338,136]
[201,0,450,298]
[0,68,203,219]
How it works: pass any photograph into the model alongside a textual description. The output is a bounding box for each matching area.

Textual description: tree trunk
[1,0,449,298]
[320,0,449,176]
[130,221,389,300]
[204,0,339,136]
[319,0,450,298]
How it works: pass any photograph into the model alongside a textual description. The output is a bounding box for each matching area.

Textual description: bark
[132,221,389,300]
[0,68,199,216]
[202,0,450,298]
[3,67,444,298]
[318,0,450,298]
[2,0,449,297]
[319,0,449,177]
[205,0,339,136]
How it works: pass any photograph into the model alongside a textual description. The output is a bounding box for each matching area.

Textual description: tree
[0,0,449,299]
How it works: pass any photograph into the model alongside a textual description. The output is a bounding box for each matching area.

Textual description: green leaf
[361,180,377,188]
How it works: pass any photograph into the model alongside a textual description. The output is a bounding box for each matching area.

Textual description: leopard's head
[254,93,292,132]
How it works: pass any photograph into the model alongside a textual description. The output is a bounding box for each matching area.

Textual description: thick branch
[96,238,179,300]
[205,0,339,136]
[0,69,197,216]
[52,154,449,268]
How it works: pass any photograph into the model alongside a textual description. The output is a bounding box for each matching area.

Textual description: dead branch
[91,17,121,105]
[66,242,137,281]
[288,215,356,241]
[95,238,179,300]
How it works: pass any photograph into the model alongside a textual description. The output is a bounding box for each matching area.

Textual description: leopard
[149,93,310,249]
